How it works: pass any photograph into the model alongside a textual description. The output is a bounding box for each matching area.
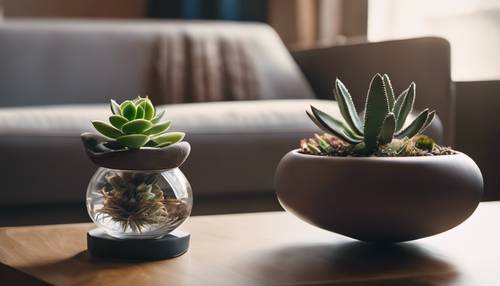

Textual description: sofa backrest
[0,20,314,107]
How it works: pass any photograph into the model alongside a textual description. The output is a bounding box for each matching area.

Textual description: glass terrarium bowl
[86,167,192,239]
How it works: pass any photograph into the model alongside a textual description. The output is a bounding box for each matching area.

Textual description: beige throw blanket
[153,32,258,104]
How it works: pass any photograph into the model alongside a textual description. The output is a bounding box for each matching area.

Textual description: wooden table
[1,202,499,286]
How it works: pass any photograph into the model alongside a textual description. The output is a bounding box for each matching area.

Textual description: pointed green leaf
[334,79,363,135]
[310,107,363,141]
[121,119,153,134]
[306,110,332,133]
[116,134,149,149]
[134,96,147,105]
[378,113,396,145]
[396,109,429,139]
[152,132,185,146]
[309,107,362,144]
[151,109,165,124]
[306,143,322,155]
[395,82,416,131]
[120,100,137,121]
[419,110,436,134]
[136,106,145,119]
[314,134,333,153]
[144,100,155,120]
[363,74,390,151]
[92,121,124,139]
[393,87,409,115]
[110,99,121,115]
[306,109,322,125]
[144,120,172,136]
[109,115,129,129]
[383,74,395,110]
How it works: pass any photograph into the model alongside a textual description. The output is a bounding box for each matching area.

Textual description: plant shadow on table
[20,250,153,282]
[247,241,459,285]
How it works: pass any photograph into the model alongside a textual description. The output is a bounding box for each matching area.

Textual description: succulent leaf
[306,110,329,132]
[334,79,363,135]
[92,121,124,139]
[314,134,333,153]
[393,87,409,117]
[311,106,363,140]
[116,134,150,149]
[419,110,435,134]
[151,109,165,124]
[363,74,390,152]
[121,119,153,134]
[136,105,145,119]
[110,99,121,115]
[395,108,429,139]
[309,106,363,144]
[144,120,172,136]
[120,100,137,121]
[152,132,185,146]
[134,97,147,105]
[109,115,129,129]
[307,143,322,154]
[395,82,416,131]
[378,113,396,145]
[143,100,155,120]
[383,74,395,110]
[307,110,361,143]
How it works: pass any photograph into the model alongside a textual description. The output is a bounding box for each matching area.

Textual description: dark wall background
[147,0,267,22]
[1,0,146,18]
[455,81,500,200]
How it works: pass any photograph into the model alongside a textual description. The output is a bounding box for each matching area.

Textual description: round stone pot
[275,150,483,243]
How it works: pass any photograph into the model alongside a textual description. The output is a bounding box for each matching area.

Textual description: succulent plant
[307,74,435,154]
[300,133,350,156]
[91,96,184,149]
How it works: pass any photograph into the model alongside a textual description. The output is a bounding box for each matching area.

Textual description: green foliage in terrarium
[304,74,454,156]
[96,172,189,233]
[91,96,184,149]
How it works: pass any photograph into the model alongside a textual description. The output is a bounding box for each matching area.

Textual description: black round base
[87,228,190,261]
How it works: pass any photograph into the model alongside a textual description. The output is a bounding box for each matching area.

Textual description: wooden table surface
[1,202,499,286]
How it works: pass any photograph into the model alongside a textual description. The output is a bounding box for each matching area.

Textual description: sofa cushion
[0,99,442,206]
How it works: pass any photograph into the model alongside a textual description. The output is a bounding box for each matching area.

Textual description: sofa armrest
[291,37,455,146]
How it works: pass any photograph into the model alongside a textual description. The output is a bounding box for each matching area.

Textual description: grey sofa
[0,20,450,226]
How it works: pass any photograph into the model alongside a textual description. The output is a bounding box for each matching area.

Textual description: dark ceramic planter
[275,150,483,242]
[81,132,190,170]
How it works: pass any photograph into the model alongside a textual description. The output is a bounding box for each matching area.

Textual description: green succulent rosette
[91,97,185,149]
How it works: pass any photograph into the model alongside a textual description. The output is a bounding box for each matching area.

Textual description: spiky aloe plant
[307,74,435,154]
[91,96,184,149]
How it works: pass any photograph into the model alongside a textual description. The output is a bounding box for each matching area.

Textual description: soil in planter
[300,133,456,157]
[95,171,190,233]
